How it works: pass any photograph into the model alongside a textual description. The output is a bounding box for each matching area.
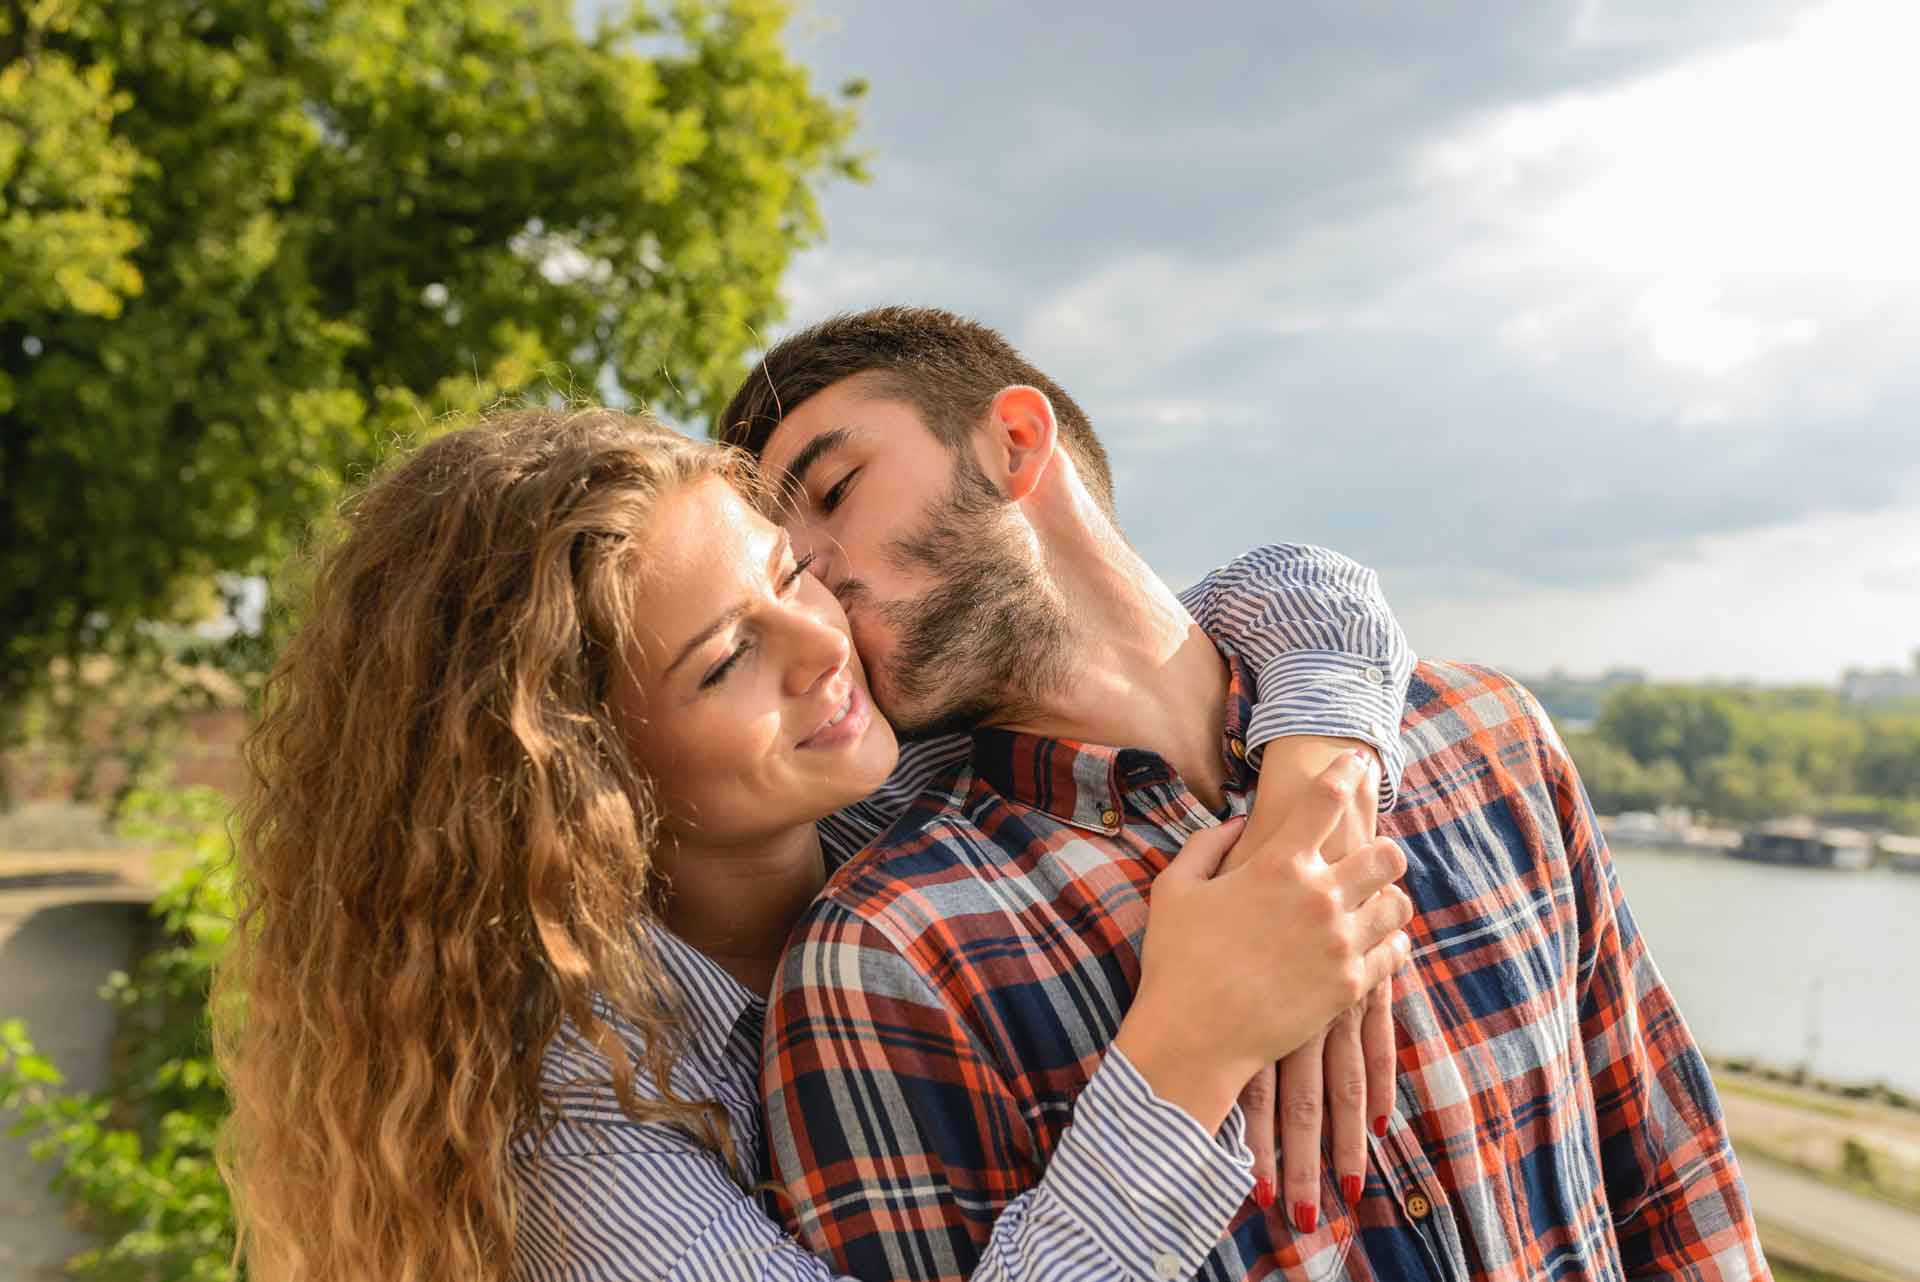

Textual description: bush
[0,788,237,1282]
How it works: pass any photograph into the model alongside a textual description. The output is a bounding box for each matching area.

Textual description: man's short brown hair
[714,307,1116,514]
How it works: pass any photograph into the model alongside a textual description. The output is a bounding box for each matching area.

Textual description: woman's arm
[1179,542,1415,1228]
[1177,542,1412,804]
[510,1049,1253,1282]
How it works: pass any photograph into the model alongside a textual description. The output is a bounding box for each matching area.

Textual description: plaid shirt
[762,658,1766,1282]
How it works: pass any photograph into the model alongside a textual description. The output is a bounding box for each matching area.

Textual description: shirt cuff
[1038,1046,1254,1282]
[1246,649,1408,811]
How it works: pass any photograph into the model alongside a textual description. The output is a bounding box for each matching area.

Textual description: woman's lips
[798,677,871,750]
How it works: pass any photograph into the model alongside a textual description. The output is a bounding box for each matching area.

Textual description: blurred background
[1,2,1914,1279]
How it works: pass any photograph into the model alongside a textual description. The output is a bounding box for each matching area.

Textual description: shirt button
[1406,1191,1432,1220]
[1100,808,1120,828]
[1364,665,1387,685]
[1152,1250,1182,1280]
[1228,736,1247,760]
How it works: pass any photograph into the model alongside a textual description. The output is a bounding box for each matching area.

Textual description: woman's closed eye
[699,554,819,690]
[781,552,818,591]
[700,639,754,690]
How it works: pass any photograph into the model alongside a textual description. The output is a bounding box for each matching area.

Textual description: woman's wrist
[1112,996,1258,1134]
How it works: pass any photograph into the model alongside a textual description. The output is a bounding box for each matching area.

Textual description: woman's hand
[1113,751,1411,1139]
[1238,735,1400,1232]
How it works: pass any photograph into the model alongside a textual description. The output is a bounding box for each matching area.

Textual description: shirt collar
[969,646,1258,832]
[646,921,765,1069]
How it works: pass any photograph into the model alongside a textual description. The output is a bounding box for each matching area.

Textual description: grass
[1773,1260,1893,1282]
[1721,1075,1861,1122]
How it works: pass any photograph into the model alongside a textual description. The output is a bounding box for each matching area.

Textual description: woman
[217,407,1412,1281]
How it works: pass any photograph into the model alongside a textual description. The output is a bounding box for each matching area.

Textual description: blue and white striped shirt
[509,543,1414,1282]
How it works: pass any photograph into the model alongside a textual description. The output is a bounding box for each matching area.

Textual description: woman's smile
[797,672,871,750]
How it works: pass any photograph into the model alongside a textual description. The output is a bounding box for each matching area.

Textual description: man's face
[758,375,1069,739]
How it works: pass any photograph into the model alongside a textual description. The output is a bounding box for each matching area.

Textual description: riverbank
[1710,1059,1920,1281]
[1716,1059,1920,1215]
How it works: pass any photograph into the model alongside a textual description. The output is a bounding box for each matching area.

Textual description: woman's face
[615,475,899,847]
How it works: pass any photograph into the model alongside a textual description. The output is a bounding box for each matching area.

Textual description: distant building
[1841,651,1920,705]
[1732,818,1875,871]
[1882,833,1920,874]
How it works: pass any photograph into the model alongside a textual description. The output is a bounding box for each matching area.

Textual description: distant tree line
[1561,684,1920,832]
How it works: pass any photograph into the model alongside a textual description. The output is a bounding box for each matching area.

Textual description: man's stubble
[863,451,1076,742]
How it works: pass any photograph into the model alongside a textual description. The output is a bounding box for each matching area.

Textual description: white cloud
[1430,2,1920,280]
[1384,504,1920,682]
[1632,278,1818,378]
[1023,252,1333,385]
[1426,0,1920,384]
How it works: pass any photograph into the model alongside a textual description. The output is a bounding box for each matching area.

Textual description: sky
[766,0,1919,683]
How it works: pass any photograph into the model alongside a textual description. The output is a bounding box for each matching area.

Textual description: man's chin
[883,675,1001,743]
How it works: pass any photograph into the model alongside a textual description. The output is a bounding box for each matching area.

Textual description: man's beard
[864,451,1074,741]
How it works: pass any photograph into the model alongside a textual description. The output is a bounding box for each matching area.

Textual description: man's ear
[984,385,1058,502]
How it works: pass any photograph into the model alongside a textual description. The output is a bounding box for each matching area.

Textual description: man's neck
[996,508,1232,810]
[659,821,826,999]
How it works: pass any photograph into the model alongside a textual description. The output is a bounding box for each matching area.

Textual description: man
[720,308,1765,1281]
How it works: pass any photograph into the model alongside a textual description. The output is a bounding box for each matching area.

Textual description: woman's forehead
[626,476,782,660]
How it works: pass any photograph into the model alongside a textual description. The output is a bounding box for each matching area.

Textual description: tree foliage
[0,789,236,1282]
[1570,683,1920,829]
[0,0,863,748]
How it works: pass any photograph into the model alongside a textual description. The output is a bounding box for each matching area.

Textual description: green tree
[1564,730,1684,814]
[1859,718,1920,799]
[1595,686,1742,785]
[1697,752,1812,822]
[1,0,863,759]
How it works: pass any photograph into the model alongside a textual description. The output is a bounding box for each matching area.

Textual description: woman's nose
[783,607,852,697]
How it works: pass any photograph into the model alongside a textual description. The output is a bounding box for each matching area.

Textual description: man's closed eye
[820,466,861,515]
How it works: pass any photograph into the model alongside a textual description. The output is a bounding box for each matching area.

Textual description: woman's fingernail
[1253,1177,1275,1208]
[1293,1201,1318,1235]
[1341,1174,1364,1204]
[1372,1114,1389,1138]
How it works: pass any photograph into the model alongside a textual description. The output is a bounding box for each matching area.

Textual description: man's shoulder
[1392,660,1568,810]
[793,764,1012,957]
[1403,658,1559,749]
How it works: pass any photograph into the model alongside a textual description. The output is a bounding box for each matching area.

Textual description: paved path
[0,854,151,1282]
[1744,1152,1920,1281]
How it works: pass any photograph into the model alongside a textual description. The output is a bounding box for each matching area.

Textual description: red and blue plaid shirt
[762,657,1766,1281]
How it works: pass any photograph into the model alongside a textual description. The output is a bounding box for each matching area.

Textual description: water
[1610,843,1920,1095]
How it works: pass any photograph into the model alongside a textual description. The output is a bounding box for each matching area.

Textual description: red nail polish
[1293,1201,1317,1235]
[1372,1114,1389,1138]
[1342,1174,1363,1204]
[1253,1177,1275,1209]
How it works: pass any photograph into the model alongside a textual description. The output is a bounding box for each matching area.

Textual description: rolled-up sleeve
[1179,543,1414,808]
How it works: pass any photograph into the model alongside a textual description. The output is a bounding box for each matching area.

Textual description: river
[1609,843,1920,1096]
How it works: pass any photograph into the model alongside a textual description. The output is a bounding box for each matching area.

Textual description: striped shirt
[509,543,1417,1282]
[762,659,1766,1282]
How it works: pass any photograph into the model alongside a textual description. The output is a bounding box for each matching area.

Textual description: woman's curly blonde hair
[216,406,740,1281]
